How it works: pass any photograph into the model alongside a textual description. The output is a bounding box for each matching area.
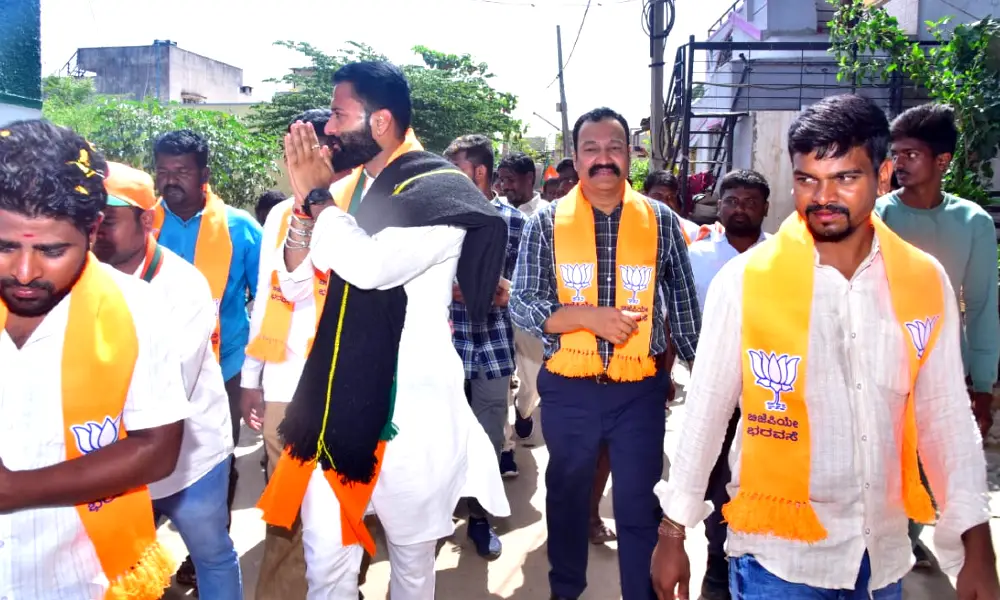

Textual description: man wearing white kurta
[94,161,240,598]
[261,61,509,599]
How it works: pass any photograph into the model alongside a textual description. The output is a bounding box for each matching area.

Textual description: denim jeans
[729,553,902,600]
[153,456,243,600]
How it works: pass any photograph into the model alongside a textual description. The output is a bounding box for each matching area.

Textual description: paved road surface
[160,366,996,599]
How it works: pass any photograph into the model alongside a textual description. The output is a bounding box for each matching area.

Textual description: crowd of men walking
[1,57,999,600]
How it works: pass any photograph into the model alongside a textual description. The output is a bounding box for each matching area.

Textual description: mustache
[805,203,850,216]
[588,163,621,177]
[162,184,185,196]
[0,278,54,293]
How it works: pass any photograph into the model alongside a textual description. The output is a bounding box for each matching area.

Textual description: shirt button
[865,528,871,535]
[862,435,868,442]
[856,383,862,390]
[851,332,857,339]
[864,482,870,489]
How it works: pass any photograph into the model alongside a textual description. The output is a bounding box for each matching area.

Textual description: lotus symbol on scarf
[747,350,801,412]
[559,263,594,303]
[71,415,122,455]
[620,265,653,305]
[905,316,938,359]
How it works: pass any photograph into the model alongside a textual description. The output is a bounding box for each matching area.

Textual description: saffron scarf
[152,185,233,361]
[244,204,336,363]
[0,256,174,599]
[259,145,506,557]
[548,185,659,382]
[722,214,939,542]
[681,221,721,246]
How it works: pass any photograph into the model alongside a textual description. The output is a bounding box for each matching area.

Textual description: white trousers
[301,468,437,600]
[504,327,544,449]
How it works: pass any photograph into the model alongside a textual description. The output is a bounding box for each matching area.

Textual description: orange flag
[543,165,559,181]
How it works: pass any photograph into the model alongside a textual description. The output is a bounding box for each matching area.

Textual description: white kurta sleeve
[308,205,465,290]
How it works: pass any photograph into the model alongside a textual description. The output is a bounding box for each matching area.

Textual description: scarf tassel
[103,540,175,600]
[546,347,605,378]
[607,354,657,382]
[246,336,288,363]
[721,490,827,544]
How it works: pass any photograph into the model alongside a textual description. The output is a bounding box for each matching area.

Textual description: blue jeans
[153,456,243,600]
[730,553,902,600]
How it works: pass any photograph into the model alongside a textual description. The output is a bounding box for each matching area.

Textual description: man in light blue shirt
[152,130,262,586]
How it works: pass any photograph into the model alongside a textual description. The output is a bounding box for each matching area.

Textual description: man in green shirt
[876,102,999,568]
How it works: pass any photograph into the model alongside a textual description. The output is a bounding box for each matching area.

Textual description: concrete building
[669,0,994,231]
[75,41,253,104]
[0,0,42,126]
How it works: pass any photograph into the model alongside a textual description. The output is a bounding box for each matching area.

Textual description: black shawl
[279,151,507,484]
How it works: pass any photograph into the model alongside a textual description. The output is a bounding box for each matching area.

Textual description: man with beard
[498,153,543,212]
[94,161,241,599]
[256,60,510,599]
[683,168,769,600]
[152,128,263,587]
[0,119,189,599]
[652,94,998,599]
[511,107,700,600]
[241,108,356,600]
[444,133,525,559]
[875,103,1000,570]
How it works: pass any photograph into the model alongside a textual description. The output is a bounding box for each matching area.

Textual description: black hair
[154,129,210,169]
[643,169,679,193]
[444,134,495,177]
[289,108,333,138]
[788,94,889,170]
[556,157,576,175]
[890,103,958,156]
[718,169,771,201]
[497,152,536,178]
[0,119,108,234]
[255,190,286,221]
[332,61,413,136]
[543,178,560,190]
[572,107,630,152]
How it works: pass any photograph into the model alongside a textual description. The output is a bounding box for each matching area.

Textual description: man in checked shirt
[445,134,526,561]
[510,107,700,600]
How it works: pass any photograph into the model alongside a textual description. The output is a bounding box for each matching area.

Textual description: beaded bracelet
[284,237,310,250]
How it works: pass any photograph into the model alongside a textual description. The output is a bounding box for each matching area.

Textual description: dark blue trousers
[539,366,668,600]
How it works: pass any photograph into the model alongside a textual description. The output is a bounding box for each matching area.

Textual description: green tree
[829,0,1000,204]
[630,158,650,192]
[43,79,280,210]
[249,41,522,153]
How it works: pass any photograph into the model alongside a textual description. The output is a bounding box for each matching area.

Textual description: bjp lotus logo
[905,316,938,359]
[747,350,801,412]
[620,266,653,305]
[559,263,594,303]
[71,415,122,455]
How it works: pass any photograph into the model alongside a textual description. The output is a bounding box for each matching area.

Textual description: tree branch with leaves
[828,0,1000,204]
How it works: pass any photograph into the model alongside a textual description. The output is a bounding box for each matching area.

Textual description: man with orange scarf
[0,119,190,599]
[257,61,510,598]
[651,94,999,600]
[151,129,263,585]
[510,107,701,600]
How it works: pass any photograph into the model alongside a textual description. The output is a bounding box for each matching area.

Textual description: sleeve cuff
[653,480,714,528]
[241,360,263,390]
[933,490,991,576]
[124,398,194,432]
[972,379,995,394]
[273,244,316,284]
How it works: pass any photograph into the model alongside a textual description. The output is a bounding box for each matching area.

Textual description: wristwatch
[303,187,334,218]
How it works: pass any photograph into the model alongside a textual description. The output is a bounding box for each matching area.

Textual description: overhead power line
[545,0,593,89]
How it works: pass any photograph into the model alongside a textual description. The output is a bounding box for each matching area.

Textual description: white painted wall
[0,104,41,127]
[749,110,800,233]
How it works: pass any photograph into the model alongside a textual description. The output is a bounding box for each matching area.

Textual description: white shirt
[686,231,769,311]
[0,264,191,600]
[504,192,548,217]
[140,247,233,499]
[242,198,317,404]
[654,236,989,591]
[281,196,511,545]
[678,215,702,241]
